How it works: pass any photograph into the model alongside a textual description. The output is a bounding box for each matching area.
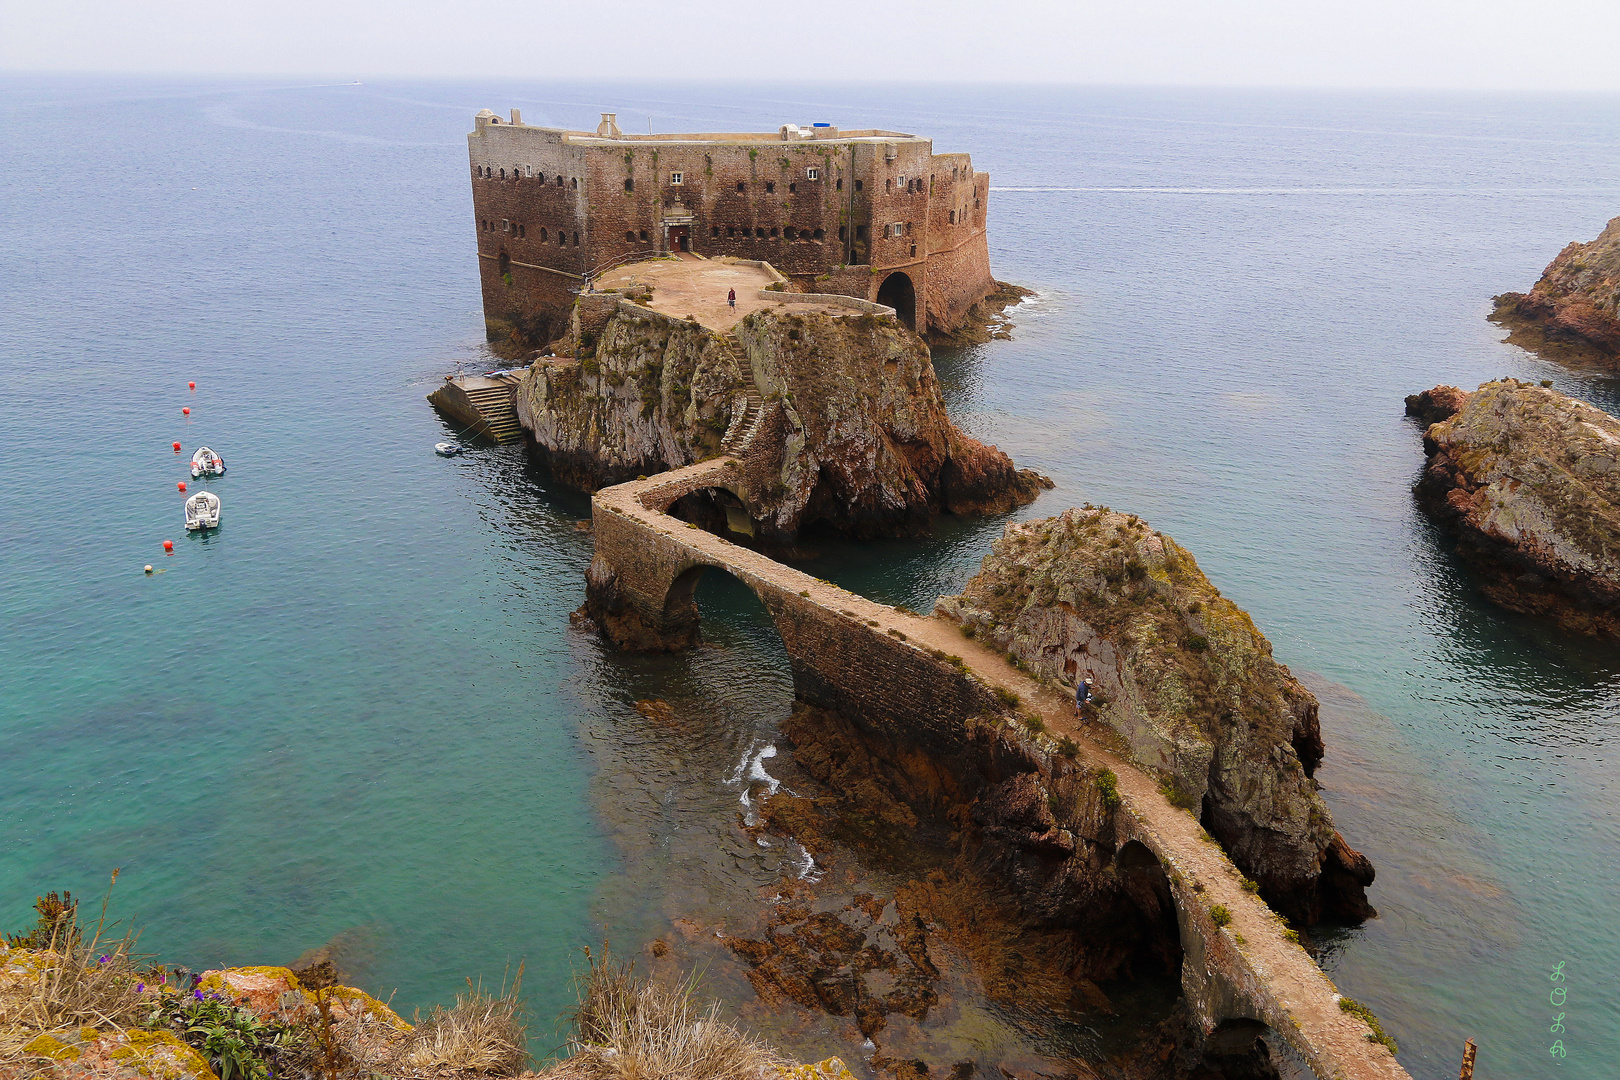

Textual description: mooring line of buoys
[150,378,220,573]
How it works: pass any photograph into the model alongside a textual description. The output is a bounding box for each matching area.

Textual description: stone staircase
[717,334,768,455]
[427,372,524,443]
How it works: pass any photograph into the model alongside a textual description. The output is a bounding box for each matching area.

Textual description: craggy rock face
[515,302,1046,538]
[1412,379,1620,633]
[1494,215,1620,359]
[935,509,1374,924]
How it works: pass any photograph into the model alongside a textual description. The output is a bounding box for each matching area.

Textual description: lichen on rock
[935,508,1375,923]
[1410,379,1620,633]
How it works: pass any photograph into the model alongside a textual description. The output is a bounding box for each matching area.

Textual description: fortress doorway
[667,225,690,253]
[876,271,916,330]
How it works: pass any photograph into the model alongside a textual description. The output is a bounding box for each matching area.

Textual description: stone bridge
[584,457,1413,1080]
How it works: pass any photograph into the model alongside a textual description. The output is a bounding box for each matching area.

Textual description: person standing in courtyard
[727,287,736,310]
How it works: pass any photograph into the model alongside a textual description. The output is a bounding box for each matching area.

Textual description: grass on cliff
[535,949,786,1080]
[0,880,150,1068]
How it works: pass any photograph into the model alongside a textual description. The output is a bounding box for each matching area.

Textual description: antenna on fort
[648,116,652,136]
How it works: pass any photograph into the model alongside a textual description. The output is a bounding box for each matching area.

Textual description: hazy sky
[7,0,1620,90]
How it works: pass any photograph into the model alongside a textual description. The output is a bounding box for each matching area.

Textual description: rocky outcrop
[933,510,1375,924]
[1494,216,1620,360]
[1410,379,1620,634]
[923,281,1034,347]
[515,301,1048,539]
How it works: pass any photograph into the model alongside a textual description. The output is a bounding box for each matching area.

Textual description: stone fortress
[468,109,996,345]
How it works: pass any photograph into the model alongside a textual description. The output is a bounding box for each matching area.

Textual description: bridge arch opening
[876,271,916,330]
[1114,840,1185,974]
[668,485,759,540]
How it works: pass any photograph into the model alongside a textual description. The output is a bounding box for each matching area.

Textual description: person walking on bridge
[727,287,736,310]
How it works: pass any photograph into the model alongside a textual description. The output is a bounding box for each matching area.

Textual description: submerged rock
[1494,216,1620,361]
[515,302,1048,539]
[934,509,1375,924]
[1411,379,1620,634]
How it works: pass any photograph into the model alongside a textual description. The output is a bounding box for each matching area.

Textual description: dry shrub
[536,951,785,1080]
[0,878,148,1073]
[391,972,528,1077]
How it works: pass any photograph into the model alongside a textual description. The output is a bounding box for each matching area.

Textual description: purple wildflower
[137,982,145,993]
[194,989,203,1000]
[98,955,109,964]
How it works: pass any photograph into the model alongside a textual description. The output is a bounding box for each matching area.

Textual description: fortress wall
[469,116,1002,342]
[923,228,995,334]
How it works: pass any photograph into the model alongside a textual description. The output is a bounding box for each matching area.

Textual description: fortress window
[526,166,532,177]
[624,178,634,192]
[949,210,956,224]
[727,227,736,237]
[885,178,891,192]
[838,225,847,241]
[836,178,842,191]
[499,169,506,179]
[711,226,720,238]
[765,181,775,194]
[974,198,980,209]
[767,227,777,238]
[784,227,797,240]
[855,224,867,239]
[639,230,648,242]
[625,230,636,242]
[755,227,766,238]
[518,224,526,238]
[556,176,564,187]
[910,244,916,257]
[855,179,863,191]
[806,167,819,180]
[541,228,549,241]
[812,228,824,240]
[573,232,579,245]
[537,173,546,184]
[502,218,510,232]
[570,177,577,188]
[514,165,521,176]
[736,181,745,193]
[788,182,796,194]
[670,171,683,185]
[889,222,905,238]
[557,232,566,245]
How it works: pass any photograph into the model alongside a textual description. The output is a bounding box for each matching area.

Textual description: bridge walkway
[590,458,1412,1080]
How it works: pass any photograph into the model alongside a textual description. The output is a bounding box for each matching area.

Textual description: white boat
[435,442,464,457]
[184,490,221,531]
[190,446,226,478]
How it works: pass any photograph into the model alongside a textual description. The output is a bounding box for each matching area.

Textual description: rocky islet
[1407,379,1620,634]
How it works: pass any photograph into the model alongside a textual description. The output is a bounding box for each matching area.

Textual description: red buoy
[162,540,174,553]
[177,482,187,493]
[172,442,182,452]
[188,381,196,390]
[182,407,190,416]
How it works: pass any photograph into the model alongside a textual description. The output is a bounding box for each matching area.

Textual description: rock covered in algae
[935,508,1375,923]
[1410,378,1620,633]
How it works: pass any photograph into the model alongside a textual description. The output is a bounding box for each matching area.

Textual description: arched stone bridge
[584,457,1413,1080]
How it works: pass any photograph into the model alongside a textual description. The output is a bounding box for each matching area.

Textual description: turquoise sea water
[3,78,1619,1078]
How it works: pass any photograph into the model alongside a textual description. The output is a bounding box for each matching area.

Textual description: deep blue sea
[3,77,1619,1079]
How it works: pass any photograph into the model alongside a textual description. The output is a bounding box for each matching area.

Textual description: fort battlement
[468,109,997,346]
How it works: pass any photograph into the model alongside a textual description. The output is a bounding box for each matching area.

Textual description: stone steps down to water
[428,373,524,443]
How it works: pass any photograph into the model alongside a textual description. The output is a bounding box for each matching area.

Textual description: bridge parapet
[584,463,1412,1080]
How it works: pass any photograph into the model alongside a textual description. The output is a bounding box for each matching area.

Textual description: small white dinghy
[435,442,464,457]
[190,446,226,478]
[184,490,221,531]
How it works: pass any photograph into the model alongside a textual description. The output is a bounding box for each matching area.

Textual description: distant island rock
[1494,216,1620,361]
[1408,380,1620,634]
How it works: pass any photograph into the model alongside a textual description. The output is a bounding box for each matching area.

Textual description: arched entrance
[497,250,511,282]
[875,271,916,330]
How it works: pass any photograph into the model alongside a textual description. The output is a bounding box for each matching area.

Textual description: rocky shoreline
[1407,380,1620,634]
